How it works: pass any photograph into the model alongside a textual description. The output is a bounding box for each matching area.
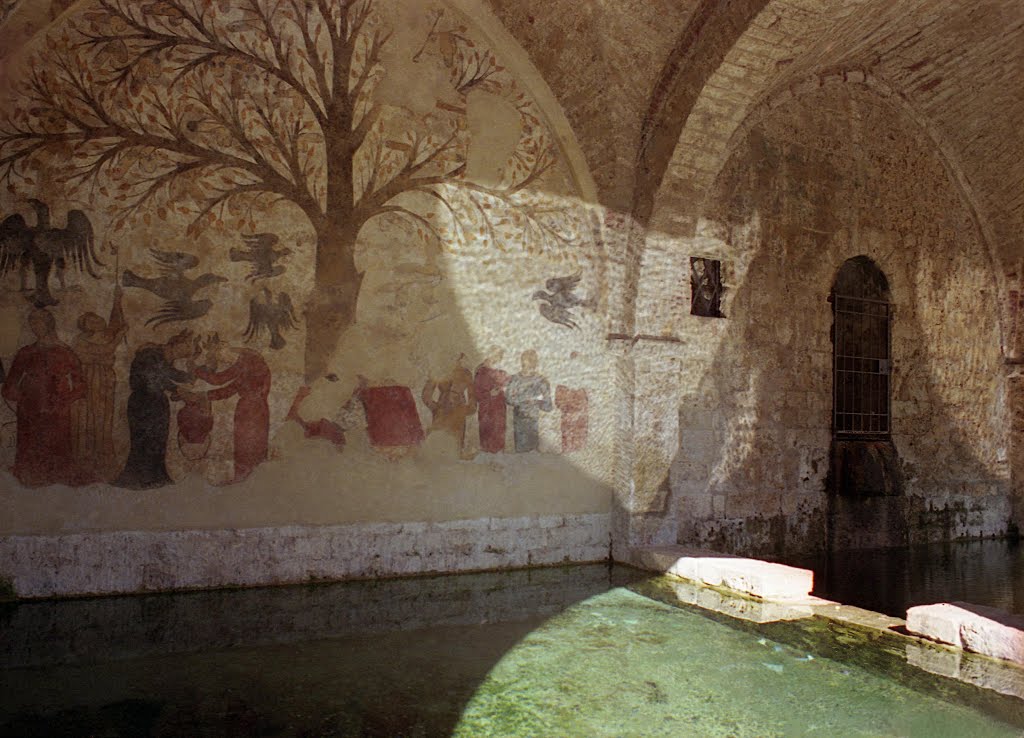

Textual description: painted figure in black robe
[114,331,195,489]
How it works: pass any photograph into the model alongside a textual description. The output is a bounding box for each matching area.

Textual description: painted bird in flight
[122,249,226,326]
[229,233,291,282]
[532,272,589,329]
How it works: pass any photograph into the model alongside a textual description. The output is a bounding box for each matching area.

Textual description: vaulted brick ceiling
[493,0,1024,279]
[484,0,703,212]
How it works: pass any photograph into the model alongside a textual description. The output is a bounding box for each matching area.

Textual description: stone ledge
[906,602,1024,666]
[627,545,814,600]
[0,513,611,599]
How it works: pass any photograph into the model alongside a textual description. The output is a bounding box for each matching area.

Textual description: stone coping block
[628,545,814,601]
[906,602,1024,666]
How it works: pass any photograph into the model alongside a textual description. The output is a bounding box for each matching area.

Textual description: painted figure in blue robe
[504,350,552,453]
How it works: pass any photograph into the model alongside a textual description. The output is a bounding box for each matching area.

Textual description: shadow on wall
[654,85,1009,560]
[0,8,622,735]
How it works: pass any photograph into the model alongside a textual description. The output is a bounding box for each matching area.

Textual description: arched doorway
[827,256,906,549]
[832,256,891,439]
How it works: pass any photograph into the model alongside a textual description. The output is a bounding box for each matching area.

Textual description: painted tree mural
[0,0,579,379]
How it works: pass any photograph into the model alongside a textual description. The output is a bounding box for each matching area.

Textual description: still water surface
[1,564,1022,737]
[790,539,1024,618]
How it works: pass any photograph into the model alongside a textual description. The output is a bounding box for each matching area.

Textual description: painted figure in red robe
[555,384,588,453]
[195,335,271,483]
[2,309,86,486]
[474,347,509,453]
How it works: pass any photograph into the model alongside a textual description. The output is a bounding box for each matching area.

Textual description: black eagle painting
[245,287,300,350]
[532,272,590,330]
[0,199,103,307]
[229,233,291,282]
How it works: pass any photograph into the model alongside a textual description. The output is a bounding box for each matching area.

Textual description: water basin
[1,564,1021,736]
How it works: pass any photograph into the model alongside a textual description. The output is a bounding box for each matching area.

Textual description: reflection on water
[1,564,1022,737]
[788,539,1024,618]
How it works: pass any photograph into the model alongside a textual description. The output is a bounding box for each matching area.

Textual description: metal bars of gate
[833,293,891,437]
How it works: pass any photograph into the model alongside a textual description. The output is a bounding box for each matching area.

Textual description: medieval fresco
[0,0,612,529]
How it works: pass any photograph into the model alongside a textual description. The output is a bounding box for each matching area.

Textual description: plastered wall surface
[0,0,615,594]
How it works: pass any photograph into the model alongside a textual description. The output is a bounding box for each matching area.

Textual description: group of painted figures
[289,348,588,462]
[420,348,589,458]
[1,295,589,490]
[1,290,271,489]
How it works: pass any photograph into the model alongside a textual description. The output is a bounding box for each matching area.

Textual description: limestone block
[907,602,1024,666]
[628,545,813,600]
[0,513,612,598]
[959,606,1024,665]
[711,558,813,600]
[906,603,964,647]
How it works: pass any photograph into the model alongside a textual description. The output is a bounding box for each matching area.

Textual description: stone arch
[621,62,1010,551]
[716,71,1005,349]
[631,0,1020,355]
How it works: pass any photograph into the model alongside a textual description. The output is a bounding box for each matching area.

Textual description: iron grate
[833,293,891,437]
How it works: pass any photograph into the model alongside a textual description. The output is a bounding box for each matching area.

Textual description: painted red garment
[196,349,271,482]
[2,342,86,486]
[473,365,509,453]
[555,385,588,453]
[358,386,424,447]
[177,395,214,445]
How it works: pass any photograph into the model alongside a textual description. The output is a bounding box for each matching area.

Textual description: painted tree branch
[0,0,578,379]
[82,0,330,125]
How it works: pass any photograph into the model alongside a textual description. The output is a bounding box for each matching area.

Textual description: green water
[457,587,1022,737]
[1,566,1022,737]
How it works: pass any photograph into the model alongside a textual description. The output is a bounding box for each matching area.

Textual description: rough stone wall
[629,82,1009,558]
[1,1,1019,596]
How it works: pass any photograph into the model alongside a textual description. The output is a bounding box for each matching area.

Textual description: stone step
[628,545,814,601]
[906,602,1024,666]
